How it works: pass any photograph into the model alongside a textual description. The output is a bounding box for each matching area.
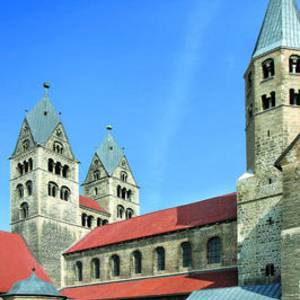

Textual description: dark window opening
[181,242,192,268]
[156,247,165,271]
[290,55,300,73]
[117,205,125,219]
[75,261,83,282]
[262,59,275,79]
[91,258,100,279]
[87,215,94,228]
[290,89,300,105]
[26,181,33,196]
[262,92,276,110]
[133,251,142,274]
[17,184,24,199]
[20,202,29,219]
[111,255,120,277]
[126,208,134,220]
[208,237,221,264]
[82,214,87,227]
[265,264,275,277]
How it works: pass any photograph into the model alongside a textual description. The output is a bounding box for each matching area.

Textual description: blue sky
[0,0,270,230]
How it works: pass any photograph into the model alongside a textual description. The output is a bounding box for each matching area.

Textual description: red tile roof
[61,269,238,300]
[80,196,108,214]
[0,231,50,293]
[66,193,237,254]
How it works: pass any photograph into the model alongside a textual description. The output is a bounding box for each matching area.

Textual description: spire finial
[43,82,50,95]
[106,125,113,131]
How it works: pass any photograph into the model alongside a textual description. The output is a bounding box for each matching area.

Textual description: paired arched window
[17,184,24,199]
[117,205,125,219]
[22,139,30,152]
[290,89,300,106]
[48,159,55,173]
[62,165,69,178]
[117,185,132,201]
[265,264,275,277]
[53,141,64,154]
[87,215,94,228]
[17,159,33,176]
[55,162,62,175]
[262,92,276,110]
[94,171,100,181]
[111,255,120,277]
[120,172,128,182]
[207,237,221,264]
[75,261,83,282]
[48,159,70,178]
[262,58,275,79]
[132,250,142,274]
[20,202,29,219]
[181,242,192,268]
[156,247,165,271]
[60,186,70,201]
[126,208,134,220]
[290,55,300,73]
[48,182,58,197]
[26,181,33,196]
[91,258,100,279]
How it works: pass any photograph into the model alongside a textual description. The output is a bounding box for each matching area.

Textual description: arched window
[111,255,120,277]
[17,184,24,199]
[26,181,33,196]
[126,208,134,220]
[290,89,300,105]
[127,190,132,201]
[117,185,121,198]
[20,202,29,219]
[48,182,58,197]
[262,58,275,79]
[62,165,69,178]
[207,237,221,264]
[94,171,100,181]
[102,220,109,225]
[87,215,94,228]
[24,160,29,173]
[132,250,142,274]
[91,258,100,279]
[120,172,128,182]
[262,92,276,110]
[17,163,24,176]
[75,261,83,282]
[28,158,33,171]
[181,242,192,268]
[94,187,98,196]
[97,218,102,227]
[60,186,70,201]
[82,214,87,227]
[22,139,30,152]
[290,55,300,73]
[48,159,54,173]
[265,264,275,277]
[156,247,165,271]
[121,188,127,200]
[53,141,63,154]
[117,205,125,219]
[55,162,62,176]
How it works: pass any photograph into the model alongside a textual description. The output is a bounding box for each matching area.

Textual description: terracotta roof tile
[61,269,238,300]
[80,196,108,214]
[66,193,237,254]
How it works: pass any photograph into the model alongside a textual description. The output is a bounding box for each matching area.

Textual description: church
[0,0,299,299]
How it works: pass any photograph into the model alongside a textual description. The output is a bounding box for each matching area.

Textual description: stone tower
[10,85,86,287]
[82,127,139,222]
[237,0,300,285]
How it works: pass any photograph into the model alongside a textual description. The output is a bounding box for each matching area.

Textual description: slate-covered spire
[25,84,61,145]
[96,126,125,176]
[253,0,300,57]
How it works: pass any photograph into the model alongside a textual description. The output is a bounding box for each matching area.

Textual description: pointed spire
[253,0,300,57]
[25,83,61,145]
[96,126,124,175]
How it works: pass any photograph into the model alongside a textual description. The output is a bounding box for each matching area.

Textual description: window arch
[17,184,24,199]
[290,89,300,105]
[181,242,192,268]
[75,261,83,282]
[26,181,33,196]
[156,247,165,271]
[207,237,221,264]
[22,139,30,152]
[55,162,62,176]
[121,188,127,200]
[28,158,33,171]
[82,214,87,227]
[290,55,300,73]
[48,182,58,197]
[127,190,132,201]
[94,187,98,196]
[17,163,24,176]
[91,258,100,279]
[132,250,142,274]
[117,205,125,219]
[117,185,121,198]
[20,202,29,219]
[262,58,275,79]
[60,186,70,201]
[265,264,275,277]
[94,170,100,181]
[48,159,55,173]
[126,208,134,220]
[120,172,128,182]
[62,165,69,178]
[87,215,94,228]
[111,255,120,277]
[24,161,29,173]
[53,141,64,154]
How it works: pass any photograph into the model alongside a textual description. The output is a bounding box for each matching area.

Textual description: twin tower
[9,91,140,286]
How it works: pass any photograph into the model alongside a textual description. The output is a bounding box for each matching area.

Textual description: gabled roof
[187,283,281,300]
[96,132,124,176]
[4,272,62,298]
[65,193,237,254]
[80,195,109,214]
[253,0,300,57]
[25,95,61,145]
[0,231,50,293]
[61,269,238,300]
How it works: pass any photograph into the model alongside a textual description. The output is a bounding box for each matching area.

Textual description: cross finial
[43,82,50,95]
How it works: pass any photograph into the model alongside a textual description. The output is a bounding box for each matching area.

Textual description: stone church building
[0,0,299,299]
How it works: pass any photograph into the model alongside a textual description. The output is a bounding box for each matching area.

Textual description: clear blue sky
[0,0,270,231]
